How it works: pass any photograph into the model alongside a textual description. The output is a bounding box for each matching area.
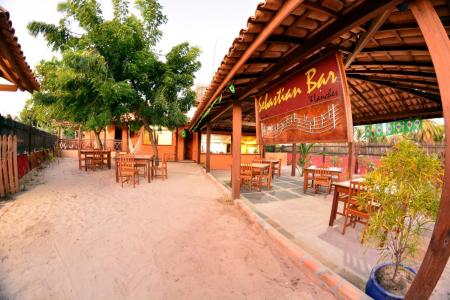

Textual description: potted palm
[361,140,443,299]
[296,143,314,175]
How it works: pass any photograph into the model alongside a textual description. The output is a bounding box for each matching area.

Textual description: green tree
[296,143,314,175]
[27,0,200,161]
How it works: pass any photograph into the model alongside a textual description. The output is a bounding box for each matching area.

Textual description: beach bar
[188,0,450,298]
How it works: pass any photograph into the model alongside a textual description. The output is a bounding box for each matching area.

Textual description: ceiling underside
[191,0,449,132]
[0,6,39,93]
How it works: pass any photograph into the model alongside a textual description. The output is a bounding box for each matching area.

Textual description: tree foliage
[26,0,200,157]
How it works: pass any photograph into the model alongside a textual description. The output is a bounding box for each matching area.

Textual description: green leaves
[362,140,443,273]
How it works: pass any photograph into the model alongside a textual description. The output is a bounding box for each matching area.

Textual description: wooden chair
[256,163,273,191]
[342,181,377,243]
[85,149,104,171]
[240,164,255,191]
[117,154,139,188]
[273,159,282,177]
[313,168,332,194]
[152,155,168,180]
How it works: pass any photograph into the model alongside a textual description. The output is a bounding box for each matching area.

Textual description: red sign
[255,52,353,144]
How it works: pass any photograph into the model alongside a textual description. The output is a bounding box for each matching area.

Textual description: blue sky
[0,0,261,117]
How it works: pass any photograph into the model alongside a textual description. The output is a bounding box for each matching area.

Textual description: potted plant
[361,140,442,299]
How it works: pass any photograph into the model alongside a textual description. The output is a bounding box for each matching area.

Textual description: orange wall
[200,153,261,170]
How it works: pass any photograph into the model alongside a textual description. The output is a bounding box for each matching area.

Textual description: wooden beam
[189,0,305,131]
[345,10,393,67]
[349,75,440,94]
[407,1,450,298]
[196,132,201,164]
[347,74,441,104]
[234,72,261,80]
[350,61,433,68]
[291,143,297,176]
[302,0,339,18]
[361,45,428,53]
[237,0,404,101]
[242,121,256,127]
[246,57,280,64]
[266,34,304,44]
[205,124,211,173]
[377,17,450,33]
[232,100,242,200]
[0,38,33,92]
[347,69,436,78]
[0,83,18,92]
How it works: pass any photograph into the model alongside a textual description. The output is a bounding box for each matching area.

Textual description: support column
[121,123,128,152]
[175,128,179,161]
[103,126,107,150]
[291,143,296,176]
[78,126,82,170]
[197,132,201,164]
[232,100,242,200]
[347,142,353,180]
[206,124,211,173]
[354,143,359,174]
[407,1,450,298]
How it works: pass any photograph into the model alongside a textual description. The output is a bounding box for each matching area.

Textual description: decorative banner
[255,52,353,144]
[364,118,422,138]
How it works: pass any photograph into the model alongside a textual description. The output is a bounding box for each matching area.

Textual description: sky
[0,0,262,117]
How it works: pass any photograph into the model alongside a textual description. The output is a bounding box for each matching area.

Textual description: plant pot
[365,263,416,300]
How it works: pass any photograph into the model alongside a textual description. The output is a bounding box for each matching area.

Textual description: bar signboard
[255,52,353,144]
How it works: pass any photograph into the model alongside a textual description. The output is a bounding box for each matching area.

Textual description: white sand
[0,158,333,299]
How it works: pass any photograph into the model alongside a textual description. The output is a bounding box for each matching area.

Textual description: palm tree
[296,143,314,175]
[411,120,444,143]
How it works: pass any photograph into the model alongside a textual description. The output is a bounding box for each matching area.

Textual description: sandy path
[0,158,333,300]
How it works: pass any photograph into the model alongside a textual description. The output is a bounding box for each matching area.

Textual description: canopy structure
[190,0,448,132]
[190,0,450,298]
[0,6,39,93]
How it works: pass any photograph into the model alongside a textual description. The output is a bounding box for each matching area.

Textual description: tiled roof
[0,6,39,92]
[191,0,448,131]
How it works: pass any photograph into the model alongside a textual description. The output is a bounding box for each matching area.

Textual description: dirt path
[0,159,333,299]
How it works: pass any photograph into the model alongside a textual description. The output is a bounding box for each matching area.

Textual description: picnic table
[115,154,154,183]
[79,149,111,170]
[303,166,343,193]
[329,177,364,226]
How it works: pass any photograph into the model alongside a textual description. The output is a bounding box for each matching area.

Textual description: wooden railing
[58,139,122,151]
[0,135,19,197]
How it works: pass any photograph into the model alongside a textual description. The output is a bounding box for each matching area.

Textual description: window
[143,128,173,145]
[201,134,259,154]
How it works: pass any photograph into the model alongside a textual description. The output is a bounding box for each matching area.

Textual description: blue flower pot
[365,263,416,300]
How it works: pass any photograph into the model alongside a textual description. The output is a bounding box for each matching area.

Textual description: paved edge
[201,169,371,300]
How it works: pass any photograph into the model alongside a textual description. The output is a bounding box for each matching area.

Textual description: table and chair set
[238,158,282,192]
[78,149,168,188]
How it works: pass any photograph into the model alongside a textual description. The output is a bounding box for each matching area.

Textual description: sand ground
[0,158,333,300]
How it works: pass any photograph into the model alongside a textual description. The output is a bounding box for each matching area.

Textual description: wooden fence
[0,135,19,197]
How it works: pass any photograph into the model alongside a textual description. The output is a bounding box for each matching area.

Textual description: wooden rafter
[345,9,393,67]
[350,61,433,68]
[377,17,450,33]
[353,107,442,125]
[361,45,428,53]
[346,69,437,78]
[266,34,304,44]
[347,80,378,115]
[0,83,18,91]
[246,57,279,64]
[237,0,404,101]
[0,38,30,91]
[347,74,441,104]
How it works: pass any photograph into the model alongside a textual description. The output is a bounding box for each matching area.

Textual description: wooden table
[79,149,111,170]
[262,159,280,176]
[303,166,343,193]
[115,155,154,183]
[329,177,364,226]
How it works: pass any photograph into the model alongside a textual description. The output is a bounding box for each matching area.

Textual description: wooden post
[354,143,359,174]
[78,126,82,170]
[175,128,179,161]
[103,126,107,150]
[198,132,202,163]
[407,1,450,298]
[232,100,242,200]
[347,142,353,180]
[322,145,326,164]
[206,124,211,173]
[121,123,128,152]
[291,143,296,176]
[13,136,18,193]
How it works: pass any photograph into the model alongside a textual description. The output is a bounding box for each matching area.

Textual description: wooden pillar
[175,129,179,161]
[121,123,128,152]
[232,100,242,200]
[354,143,359,174]
[206,124,211,173]
[407,1,450,298]
[322,145,326,164]
[291,143,297,176]
[197,132,201,164]
[347,142,353,180]
[77,126,82,170]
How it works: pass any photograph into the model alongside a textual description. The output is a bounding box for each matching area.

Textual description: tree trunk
[143,123,159,166]
[94,130,103,149]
